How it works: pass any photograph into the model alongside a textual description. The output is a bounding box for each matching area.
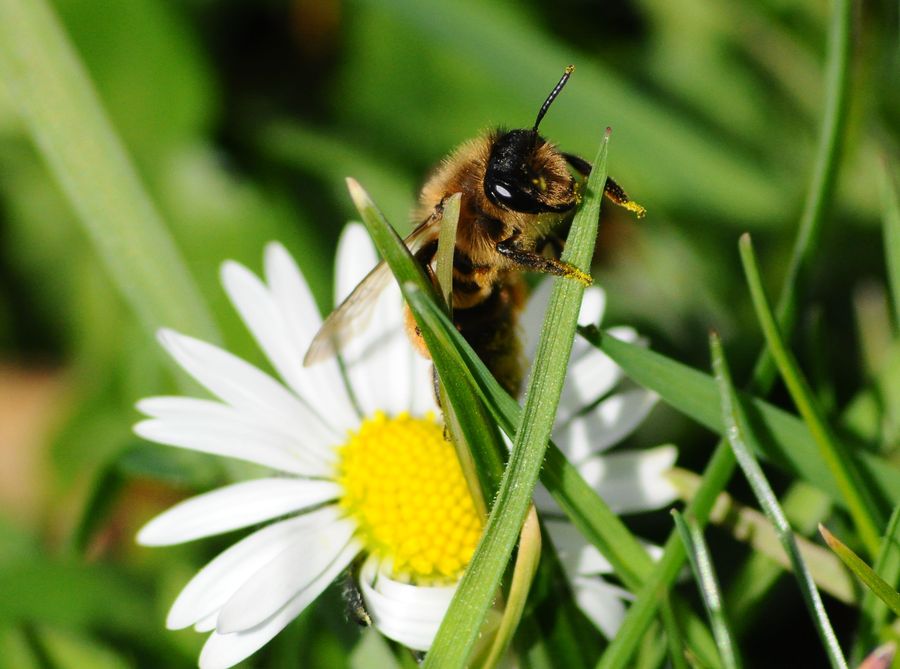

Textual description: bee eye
[493,184,513,201]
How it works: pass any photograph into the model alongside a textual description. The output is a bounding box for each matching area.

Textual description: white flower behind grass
[135,223,677,668]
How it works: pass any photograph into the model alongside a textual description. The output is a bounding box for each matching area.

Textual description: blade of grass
[0,0,218,344]
[423,128,608,669]
[587,330,900,509]
[432,191,498,511]
[853,505,900,662]
[658,596,689,669]
[435,193,461,313]
[819,524,900,616]
[481,505,542,669]
[668,469,854,606]
[740,233,884,555]
[595,0,853,663]
[672,510,743,669]
[725,483,836,628]
[880,161,900,332]
[711,332,848,669]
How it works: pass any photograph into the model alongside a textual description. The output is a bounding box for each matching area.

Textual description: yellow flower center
[336,411,483,584]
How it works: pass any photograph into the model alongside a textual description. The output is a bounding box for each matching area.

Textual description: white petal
[558,352,625,422]
[157,330,339,455]
[133,417,332,477]
[358,558,455,651]
[220,261,347,430]
[194,612,219,633]
[575,445,679,514]
[335,225,413,415]
[136,396,336,472]
[136,478,342,546]
[543,520,613,579]
[520,279,553,362]
[166,507,342,630]
[335,223,379,303]
[570,575,629,639]
[217,517,357,633]
[342,283,412,417]
[198,539,360,669]
[263,243,359,431]
[578,287,607,327]
[555,389,658,461]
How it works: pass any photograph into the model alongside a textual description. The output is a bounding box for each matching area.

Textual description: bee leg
[563,154,646,218]
[495,239,592,286]
[603,176,646,218]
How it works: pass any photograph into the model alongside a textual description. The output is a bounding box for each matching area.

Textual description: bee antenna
[532,65,575,133]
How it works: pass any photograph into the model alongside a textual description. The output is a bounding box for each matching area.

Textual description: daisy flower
[134,223,676,668]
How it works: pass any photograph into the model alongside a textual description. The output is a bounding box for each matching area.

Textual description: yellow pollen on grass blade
[335,411,483,584]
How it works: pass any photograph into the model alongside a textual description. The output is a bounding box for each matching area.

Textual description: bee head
[483,66,577,214]
[484,129,574,213]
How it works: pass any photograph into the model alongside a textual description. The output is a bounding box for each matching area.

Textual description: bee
[304,66,644,394]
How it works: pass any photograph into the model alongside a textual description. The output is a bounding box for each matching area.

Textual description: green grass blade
[820,524,900,617]
[739,233,884,555]
[711,332,848,669]
[672,510,743,669]
[423,129,608,669]
[585,329,900,509]
[0,0,218,343]
[880,161,900,332]
[435,192,461,312]
[669,470,854,606]
[658,596,689,669]
[853,504,900,661]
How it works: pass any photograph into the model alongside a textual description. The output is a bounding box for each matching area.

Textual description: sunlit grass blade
[586,330,900,509]
[423,129,608,669]
[668,469,854,605]
[819,524,900,616]
[881,161,900,332]
[672,510,743,669]
[435,192,461,312]
[853,505,900,661]
[711,332,848,669]
[481,505,542,669]
[740,233,884,555]
[0,0,218,344]
[658,596,689,669]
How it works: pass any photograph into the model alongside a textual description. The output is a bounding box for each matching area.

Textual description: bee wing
[303,218,441,365]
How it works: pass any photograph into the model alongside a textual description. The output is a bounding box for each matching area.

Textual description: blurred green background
[0,0,898,666]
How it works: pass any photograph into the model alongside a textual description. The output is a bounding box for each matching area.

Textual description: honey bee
[305,66,644,394]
